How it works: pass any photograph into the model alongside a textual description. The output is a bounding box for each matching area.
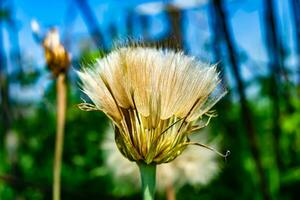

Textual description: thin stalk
[53,73,66,200]
[166,184,176,200]
[138,162,156,200]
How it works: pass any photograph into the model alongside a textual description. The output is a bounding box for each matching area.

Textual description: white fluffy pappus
[78,46,227,165]
[102,125,221,195]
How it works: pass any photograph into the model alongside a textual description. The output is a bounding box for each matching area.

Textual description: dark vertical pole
[290,0,300,93]
[211,1,270,199]
[6,0,23,78]
[0,0,11,140]
[140,14,150,41]
[63,1,78,50]
[126,10,135,38]
[0,1,22,198]
[166,5,184,50]
[8,23,22,75]
[262,0,284,169]
[208,2,228,88]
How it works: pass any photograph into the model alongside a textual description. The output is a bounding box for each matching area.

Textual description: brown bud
[43,28,70,77]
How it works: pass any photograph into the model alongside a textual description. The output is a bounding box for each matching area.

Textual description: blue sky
[5,0,292,63]
[1,0,297,101]
[5,0,269,60]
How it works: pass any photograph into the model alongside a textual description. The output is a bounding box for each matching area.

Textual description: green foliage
[1,52,300,200]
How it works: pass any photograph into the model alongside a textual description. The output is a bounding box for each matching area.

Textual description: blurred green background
[1,0,300,199]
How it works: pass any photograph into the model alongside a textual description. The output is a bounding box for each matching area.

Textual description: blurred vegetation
[1,0,300,199]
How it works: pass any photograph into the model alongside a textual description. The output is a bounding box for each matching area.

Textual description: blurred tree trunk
[74,0,107,51]
[262,0,287,170]
[210,1,270,200]
[208,2,228,88]
[126,10,135,38]
[0,1,11,139]
[63,1,78,50]
[290,0,300,94]
[166,5,184,50]
[6,0,23,75]
[108,22,118,41]
[0,1,22,198]
[8,23,22,77]
[140,14,150,40]
[138,4,184,50]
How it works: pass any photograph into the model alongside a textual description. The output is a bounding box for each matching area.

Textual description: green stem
[138,162,156,200]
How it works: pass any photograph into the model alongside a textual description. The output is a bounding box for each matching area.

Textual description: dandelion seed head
[79,46,226,164]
